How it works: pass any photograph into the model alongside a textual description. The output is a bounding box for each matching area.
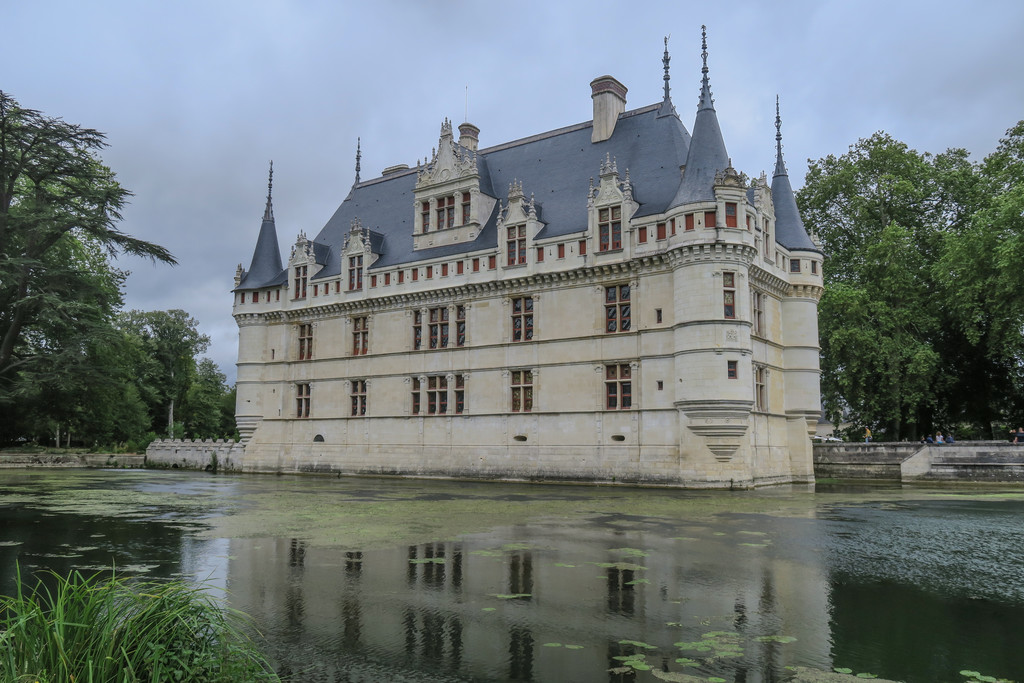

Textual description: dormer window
[348,255,363,291]
[598,206,622,252]
[507,225,526,266]
[436,195,456,229]
[461,192,471,224]
[725,203,737,227]
[421,202,431,232]
[293,265,308,299]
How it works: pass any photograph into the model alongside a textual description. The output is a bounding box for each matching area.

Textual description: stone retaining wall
[813,441,1024,482]
[145,438,244,471]
[0,454,145,468]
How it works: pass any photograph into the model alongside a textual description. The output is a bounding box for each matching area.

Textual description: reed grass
[0,566,279,682]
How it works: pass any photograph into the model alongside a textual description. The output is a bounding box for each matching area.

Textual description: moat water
[0,469,1021,682]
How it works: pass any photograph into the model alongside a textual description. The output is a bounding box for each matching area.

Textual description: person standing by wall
[864,427,872,443]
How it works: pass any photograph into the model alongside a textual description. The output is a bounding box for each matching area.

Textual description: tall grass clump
[0,567,279,682]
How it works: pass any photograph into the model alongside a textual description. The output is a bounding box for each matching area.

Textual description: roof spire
[263,160,274,222]
[662,35,671,103]
[770,97,817,252]
[657,35,680,119]
[774,96,787,176]
[666,24,729,209]
[355,137,362,184]
[239,161,285,291]
[698,25,714,111]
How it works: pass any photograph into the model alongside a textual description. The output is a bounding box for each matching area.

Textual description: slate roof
[311,102,692,277]
[771,102,819,253]
[236,185,285,290]
[238,42,816,288]
[667,32,730,209]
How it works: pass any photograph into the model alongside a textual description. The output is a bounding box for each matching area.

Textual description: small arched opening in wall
[611,434,626,442]
[313,434,325,443]
[513,435,528,442]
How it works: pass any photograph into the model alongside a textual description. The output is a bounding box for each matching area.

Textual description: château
[230,29,823,488]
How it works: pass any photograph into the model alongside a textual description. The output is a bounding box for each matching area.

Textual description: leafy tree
[119,310,210,437]
[180,358,234,439]
[939,121,1024,432]
[0,90,174,412]
[801,125,1024,439]
[799,134,952,438]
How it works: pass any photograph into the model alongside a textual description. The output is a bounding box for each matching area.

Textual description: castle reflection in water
[224,520,831,681]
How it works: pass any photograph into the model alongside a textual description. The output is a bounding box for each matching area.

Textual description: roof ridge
[352,103,664,189]
[479,102,661,156]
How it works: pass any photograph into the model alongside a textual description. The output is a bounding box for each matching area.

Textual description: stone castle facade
[231,31,823,488]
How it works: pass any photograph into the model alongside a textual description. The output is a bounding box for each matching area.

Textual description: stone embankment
[813,441,1024,482]
[145,438,244,471]
[0,453,145,468]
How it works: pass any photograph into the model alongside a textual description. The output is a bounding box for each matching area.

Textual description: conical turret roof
[668,26,729,209]
[770,99,818,252]
[237,162,285,290]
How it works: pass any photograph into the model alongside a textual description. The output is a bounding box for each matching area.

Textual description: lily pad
[755,635,797,643]
[501,542,534,551]
[590,561,647,571]
[618,639,657,649]
[651,671,705,682]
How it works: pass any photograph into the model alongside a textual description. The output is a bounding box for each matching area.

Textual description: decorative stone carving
[415,117,478,190]
[679,399,753,460]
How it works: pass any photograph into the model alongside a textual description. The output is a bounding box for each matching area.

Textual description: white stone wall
[146,438,245,471]
[232,162,821,488]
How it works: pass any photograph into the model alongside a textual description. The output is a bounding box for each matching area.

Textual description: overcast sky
[5,0,1024,383]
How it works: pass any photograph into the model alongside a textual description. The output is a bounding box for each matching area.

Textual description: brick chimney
[590,76,627,143]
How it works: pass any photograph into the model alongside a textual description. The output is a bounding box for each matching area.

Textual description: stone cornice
[749,264,789,298]
[789,283,823,301]
[664,241,757,268]
[241,240,780,322]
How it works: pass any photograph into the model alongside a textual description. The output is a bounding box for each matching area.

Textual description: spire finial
[355,137,361,184]
[698,25,714,110]
[701,25,708,76]
[263,160,274,222]
[775,95,782,144]
[662,35,671,103]
[774,95,787,176]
